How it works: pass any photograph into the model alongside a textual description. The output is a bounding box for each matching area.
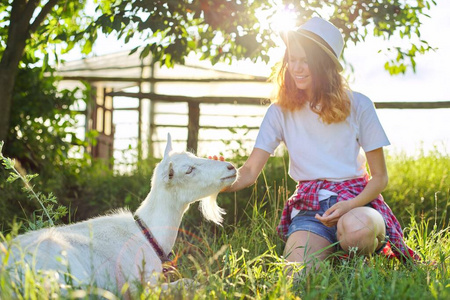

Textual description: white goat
[4,134,236,294]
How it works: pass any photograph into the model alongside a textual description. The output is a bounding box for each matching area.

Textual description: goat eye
[186,166,195,174]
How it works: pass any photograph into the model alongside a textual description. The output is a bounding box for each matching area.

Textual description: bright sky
[344,1,450,103]
[76,1,450,104]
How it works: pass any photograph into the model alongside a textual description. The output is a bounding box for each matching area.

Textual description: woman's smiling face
[287,43,313,95]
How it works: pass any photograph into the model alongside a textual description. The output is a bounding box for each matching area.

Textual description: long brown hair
[271,35,350,124]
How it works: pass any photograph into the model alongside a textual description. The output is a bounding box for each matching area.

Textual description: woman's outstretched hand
[315,200,353,227]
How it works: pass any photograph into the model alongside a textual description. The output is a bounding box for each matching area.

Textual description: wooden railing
[106,90,450,154]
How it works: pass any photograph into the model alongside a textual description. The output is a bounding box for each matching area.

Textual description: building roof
[56,50,272,98]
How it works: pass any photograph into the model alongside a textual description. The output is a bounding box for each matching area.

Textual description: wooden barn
[56,51,273,171]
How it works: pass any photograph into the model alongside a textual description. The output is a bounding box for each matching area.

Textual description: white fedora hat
[283,17,344,71]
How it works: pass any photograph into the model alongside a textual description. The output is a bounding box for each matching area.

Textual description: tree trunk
[0,0,38,143]
[0,42,27,143]
[0,68,19,143]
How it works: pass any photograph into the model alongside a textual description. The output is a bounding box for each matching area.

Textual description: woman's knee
[283,231,334,276]
[337,207,385,254]
[284,231,334,262]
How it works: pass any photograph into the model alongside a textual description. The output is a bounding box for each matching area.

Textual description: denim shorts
[286,196,388,253]
[287,196,339,245]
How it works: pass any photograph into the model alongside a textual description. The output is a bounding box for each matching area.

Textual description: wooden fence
[106,90,450,154]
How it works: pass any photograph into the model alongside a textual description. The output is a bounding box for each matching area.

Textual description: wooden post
[187,102,200,153]
[85,84,95,154]
[137,60,144,161]
[148,60,156,157]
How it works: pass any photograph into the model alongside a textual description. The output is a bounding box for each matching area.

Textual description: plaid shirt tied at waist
[277,175,419,261]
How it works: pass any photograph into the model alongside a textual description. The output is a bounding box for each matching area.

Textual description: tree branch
[348,1,363,24]
[29,0,60,33]
[21,0,40,27]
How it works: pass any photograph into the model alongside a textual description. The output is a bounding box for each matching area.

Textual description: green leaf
[24,174,39,182]
[6,173,20,183]
[129,46,139,56]
[112,17,122,31]
[2,157,15,169]
[81,38,93,55]
[140,44,151,59]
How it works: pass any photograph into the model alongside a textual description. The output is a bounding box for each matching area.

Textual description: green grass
[1,149,449,299]
[384,148,450,228]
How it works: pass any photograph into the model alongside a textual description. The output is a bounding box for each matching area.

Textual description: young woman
[224,17,417,269]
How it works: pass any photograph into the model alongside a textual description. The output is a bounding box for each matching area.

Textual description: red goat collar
[133,215,173,266]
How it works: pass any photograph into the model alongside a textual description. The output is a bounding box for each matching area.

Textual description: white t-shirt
[254,91,390,182]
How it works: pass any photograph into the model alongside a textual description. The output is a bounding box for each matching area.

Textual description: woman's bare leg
[337,206,386,255]
[283,230,335,276]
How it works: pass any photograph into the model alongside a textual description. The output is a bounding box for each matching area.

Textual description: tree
[0,0,437,145]
[91,0,275,65]
[4,67,86,171]
[91,0,436,73]
[0,0,92,144]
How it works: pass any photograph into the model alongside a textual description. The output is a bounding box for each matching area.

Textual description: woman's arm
[349,147,389,207]
[315,147,389,226]
[223,148,271,192]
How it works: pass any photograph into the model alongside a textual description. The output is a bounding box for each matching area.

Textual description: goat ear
[163,133,173,159]
[163,161,174,183]
[168,161,174,180]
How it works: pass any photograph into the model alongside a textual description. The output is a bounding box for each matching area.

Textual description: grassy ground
[0,149,449,299]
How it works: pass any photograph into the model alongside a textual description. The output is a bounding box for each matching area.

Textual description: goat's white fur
[4,134,236,293]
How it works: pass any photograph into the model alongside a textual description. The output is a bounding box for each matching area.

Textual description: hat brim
[282,30,343,72]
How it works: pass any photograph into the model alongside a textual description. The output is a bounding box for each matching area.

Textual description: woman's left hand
[315,201,354,227]
[208,155,225,161]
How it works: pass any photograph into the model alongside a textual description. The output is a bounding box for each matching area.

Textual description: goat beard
[199,194,225,225]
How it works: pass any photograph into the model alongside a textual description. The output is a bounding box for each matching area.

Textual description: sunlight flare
[267,4,297,34]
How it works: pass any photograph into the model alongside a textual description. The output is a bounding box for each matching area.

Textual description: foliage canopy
[90,0,436,74]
